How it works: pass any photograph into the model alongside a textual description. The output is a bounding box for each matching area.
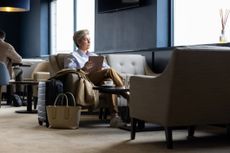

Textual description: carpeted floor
[1,106,230,153]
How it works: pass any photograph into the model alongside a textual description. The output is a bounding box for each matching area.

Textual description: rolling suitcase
[37,81,47,126]
[37,79,63,127]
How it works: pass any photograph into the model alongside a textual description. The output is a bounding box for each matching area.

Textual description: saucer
[101,84,115,88]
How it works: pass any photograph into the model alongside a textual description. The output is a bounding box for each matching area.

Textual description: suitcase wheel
[45,121,49,128]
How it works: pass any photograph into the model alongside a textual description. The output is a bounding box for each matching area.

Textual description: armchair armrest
[33,72,50,81]
[144,64,157,76]
[129,74,170,125]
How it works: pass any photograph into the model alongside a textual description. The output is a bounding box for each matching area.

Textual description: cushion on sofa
[106,54,146,75]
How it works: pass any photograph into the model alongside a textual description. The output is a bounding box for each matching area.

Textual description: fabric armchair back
[106,54,155,76]
[166,47,230,125]
[106,54,155,108]
[49,53,70,76]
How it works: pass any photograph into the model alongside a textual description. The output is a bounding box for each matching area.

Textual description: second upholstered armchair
[129,46,230,149]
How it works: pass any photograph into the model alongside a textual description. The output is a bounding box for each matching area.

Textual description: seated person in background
[0,29,22,78]
[64,29,129,128]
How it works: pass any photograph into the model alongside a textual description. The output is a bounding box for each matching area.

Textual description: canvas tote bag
[46,92,81,129]
[76,70,99,108]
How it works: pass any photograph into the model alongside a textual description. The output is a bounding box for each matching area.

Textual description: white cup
[104,80,113,86]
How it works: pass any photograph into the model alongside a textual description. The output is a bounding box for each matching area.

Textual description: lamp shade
[0,62,10,85]
[0,0,30,12]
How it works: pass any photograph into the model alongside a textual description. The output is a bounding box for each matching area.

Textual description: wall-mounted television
[98,0,144,13]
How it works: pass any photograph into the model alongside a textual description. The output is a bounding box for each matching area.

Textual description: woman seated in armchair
[64,29,129,128]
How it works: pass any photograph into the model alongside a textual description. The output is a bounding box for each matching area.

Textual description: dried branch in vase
[219,9,230,43]
[219,8,230,32]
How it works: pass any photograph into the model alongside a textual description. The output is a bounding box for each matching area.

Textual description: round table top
[9,80,38,85]
[93,86,129,94]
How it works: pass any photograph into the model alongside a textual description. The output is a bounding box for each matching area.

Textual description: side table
[93,86,158,132]
[93,86,129,96]
[93,86,130,121]
[9,80,38,114]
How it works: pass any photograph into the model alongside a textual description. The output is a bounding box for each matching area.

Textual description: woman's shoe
[110,116,126,128]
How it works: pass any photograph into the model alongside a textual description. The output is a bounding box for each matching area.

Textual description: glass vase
[219,29,227,43]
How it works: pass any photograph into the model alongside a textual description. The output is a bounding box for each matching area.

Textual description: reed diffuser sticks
[219,9,230,32]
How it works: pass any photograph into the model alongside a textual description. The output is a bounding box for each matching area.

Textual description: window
[50,0,95,54]
[75,0,95,51]
[174,0,230,46]
[50,0,74,54]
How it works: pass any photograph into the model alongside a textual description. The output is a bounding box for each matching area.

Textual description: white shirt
[64,49,109,69]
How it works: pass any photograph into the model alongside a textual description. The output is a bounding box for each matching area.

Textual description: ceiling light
[0,0,30,12]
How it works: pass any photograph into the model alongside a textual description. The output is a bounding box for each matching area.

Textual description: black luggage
[37,79,63,127]
[45,79,63,105]
[11,94,23,107]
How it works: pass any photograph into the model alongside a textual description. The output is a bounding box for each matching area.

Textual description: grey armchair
[129,46,230,148]
[0,62,10,107]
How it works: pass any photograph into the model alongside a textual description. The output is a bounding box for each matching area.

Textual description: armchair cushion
[31,61,50,81]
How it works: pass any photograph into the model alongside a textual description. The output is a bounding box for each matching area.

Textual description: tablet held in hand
[86,56,104,73]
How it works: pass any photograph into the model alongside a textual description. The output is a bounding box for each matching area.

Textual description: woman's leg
[87,69,119,116]
[87,69,126,127]
[87,68,124,87]
[105,93,118,116]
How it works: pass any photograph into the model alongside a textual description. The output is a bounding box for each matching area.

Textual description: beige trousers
[87,68,124,115]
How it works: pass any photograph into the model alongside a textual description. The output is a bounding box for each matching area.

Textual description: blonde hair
[73,29,89,47]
